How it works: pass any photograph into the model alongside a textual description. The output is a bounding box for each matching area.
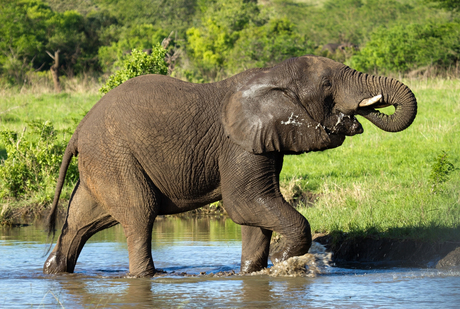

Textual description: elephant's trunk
[356,75,417,132]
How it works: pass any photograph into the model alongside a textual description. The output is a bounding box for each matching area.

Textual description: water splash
[252,242,332,277]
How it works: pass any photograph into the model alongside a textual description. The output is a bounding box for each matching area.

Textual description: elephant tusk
[359,94,382,107]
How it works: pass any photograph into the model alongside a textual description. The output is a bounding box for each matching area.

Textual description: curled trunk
[357,75,417,132]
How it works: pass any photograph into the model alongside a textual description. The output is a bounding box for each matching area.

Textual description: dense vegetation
[1,0,459,86]
[0,0,459,241]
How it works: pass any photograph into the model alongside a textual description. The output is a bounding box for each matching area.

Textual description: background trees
[350,22,460,73]
[0,0,459,86]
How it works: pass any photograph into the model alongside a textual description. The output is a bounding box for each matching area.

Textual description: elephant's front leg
[240,226,272,273]
[220,148,312,273]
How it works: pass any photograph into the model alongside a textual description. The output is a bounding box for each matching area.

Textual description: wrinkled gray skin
[44,56,417,277]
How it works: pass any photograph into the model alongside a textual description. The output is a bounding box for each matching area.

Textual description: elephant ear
[222,71,333,154]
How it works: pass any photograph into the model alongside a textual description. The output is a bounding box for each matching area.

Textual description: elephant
[43,55,417,277]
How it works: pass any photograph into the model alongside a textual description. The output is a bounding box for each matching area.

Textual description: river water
[1,216,459,308]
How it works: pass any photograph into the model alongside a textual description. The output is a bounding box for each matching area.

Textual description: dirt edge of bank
[313,233,460,270]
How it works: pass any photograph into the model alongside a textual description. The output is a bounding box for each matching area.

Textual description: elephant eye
[322,79,332,89]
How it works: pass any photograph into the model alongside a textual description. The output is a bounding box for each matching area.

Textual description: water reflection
[48,276,319,308]
[1,217,460,308]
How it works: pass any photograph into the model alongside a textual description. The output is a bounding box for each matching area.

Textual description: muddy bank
[313,233,460,270]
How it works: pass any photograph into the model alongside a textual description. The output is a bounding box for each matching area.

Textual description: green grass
[281,78,460,241]
[0,87,101,160]
[0,92,99,132]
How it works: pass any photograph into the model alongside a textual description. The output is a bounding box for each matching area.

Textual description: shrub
[0,121,78,203]
[430,151,456,193]
[99,45,168,94]
[349,22,460,73]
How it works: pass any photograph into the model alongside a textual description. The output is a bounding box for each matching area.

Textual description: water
[1,217,459,308]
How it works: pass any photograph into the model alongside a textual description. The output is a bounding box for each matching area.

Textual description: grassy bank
[281,78,460,241]
[1,78,459,242]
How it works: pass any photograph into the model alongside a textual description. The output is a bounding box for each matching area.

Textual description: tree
[0,0,50,83]
[97,24,169,72]
[425,0,460,12]
[45,9,87,77]
[0,0,102,84]
[93,0,198,36]
[185,0,263,81]
[46,49,61,92]
[349,22,460,73]
[229,18,314,72]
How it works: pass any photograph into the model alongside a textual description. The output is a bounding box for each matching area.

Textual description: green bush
[430,151,456,193]
[349,22,460,73]
[425,0,460,12]
[0,121,78,203]
[99,45,168,94]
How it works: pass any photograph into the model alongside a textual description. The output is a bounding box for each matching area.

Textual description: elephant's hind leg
[44,180,118,274]
[94,163,160,277]
[115,187,159,277]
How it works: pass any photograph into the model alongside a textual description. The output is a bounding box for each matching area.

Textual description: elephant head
[222,56,417,153]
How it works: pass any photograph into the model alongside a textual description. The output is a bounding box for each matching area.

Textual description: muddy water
[1,217,459,308]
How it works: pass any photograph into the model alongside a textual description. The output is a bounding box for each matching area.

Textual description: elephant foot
[43,251,69,274]
[126,267,157,278]
[241,259,267,274]
[269,237,311,264]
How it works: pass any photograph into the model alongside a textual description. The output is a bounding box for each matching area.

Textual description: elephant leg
[122,220,156,277]
[91,162,159,277]
[111,189,158,277]
[240,225,272,273]
[267,205,312,264]
[220,149,312,272]
[237,203,312,267]
[44,180,118,274]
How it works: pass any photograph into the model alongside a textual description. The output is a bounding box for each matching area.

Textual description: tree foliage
[185,0,262,80]
[425,0,460,12]
[229,18,315,72]
[98,24,169,71]
[0,0,459,85]
[99,46,168,94]
[349,22,460,73]
[0,0,111,83]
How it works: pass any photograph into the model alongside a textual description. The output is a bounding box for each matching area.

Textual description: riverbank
[312,233,460,270]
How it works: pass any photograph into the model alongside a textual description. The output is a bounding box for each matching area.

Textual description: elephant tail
[45,132,79,251]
